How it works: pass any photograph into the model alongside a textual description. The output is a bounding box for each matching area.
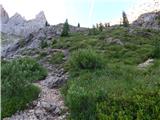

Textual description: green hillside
[1,26,160,119]
[58,27,160,119]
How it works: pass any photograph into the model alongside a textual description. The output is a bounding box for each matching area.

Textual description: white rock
[138,59,154,68]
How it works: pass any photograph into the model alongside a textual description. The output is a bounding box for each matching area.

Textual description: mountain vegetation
[61,19,70,37]
[1,6,160,119]
[2,58,47,117]
[59,28,160,120]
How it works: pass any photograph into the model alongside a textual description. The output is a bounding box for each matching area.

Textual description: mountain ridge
[0,5,48,37]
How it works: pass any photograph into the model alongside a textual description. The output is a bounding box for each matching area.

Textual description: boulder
[138,59,154,69]
[106,37,124,45]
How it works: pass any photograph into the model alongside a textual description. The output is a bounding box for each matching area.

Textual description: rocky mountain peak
[36,11,46,20]
[7,12,26,25]
[0,4,9,24]
[0,6,48,37]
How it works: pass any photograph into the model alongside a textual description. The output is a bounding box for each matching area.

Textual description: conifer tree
[61,19,69,37]
[122,11,129,27]
[78,23,80,27]
[92,25,96,35]
[99,23,104,32]
[96,23,99,29]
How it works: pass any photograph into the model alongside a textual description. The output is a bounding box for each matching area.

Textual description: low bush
[152,37,160,59]
[68,49,105,70]
[96,87,160,120]
[49,51,65,64]
[2,57,47,97]
[40,40,48,48]
[1,57,47,118]
[64,62,160,120]
[2,85,40,118]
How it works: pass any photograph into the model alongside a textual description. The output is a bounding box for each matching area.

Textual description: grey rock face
[0,5,48,37]
[7,13,26,25]
[0,5,9,24]
[132,11,160,30]
[2,24,87,58]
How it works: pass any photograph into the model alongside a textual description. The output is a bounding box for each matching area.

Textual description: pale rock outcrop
[0,5,9,24]
[0,5,48,37]
[105,37,124,46]
[132,11,160,30]
[138,59,154,69]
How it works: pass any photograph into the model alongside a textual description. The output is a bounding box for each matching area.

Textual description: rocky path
[4,59,69,120]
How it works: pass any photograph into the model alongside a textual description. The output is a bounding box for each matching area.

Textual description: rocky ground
[3,50,69,120]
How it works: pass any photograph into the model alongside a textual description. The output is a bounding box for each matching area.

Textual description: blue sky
[63,0,137,27]
[1,0,159,27]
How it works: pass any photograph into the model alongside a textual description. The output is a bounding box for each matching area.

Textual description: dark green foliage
[1,57,47,118]
[68,49,105,70]
[99,23,104,32]
[19,39,25,48]
[61,19,70,37]
[96,88,160,119]
[45,21,50,26]
[49,51,65,64]
[66,86,106,120]
[2,85,40,118]
[61,28,160,120]
[64,63,160,120]
[88,25,99,35]
[153,37,160,58]
[156,14,160,25]
[40,40,48,48]
[122,11,129,27]
[78,23,80,27]
[2,57,47,97]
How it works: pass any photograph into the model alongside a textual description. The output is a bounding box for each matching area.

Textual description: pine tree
[45,21,50,26]
[61,19,69,37]
[108,23,110,27]
[99,23,104,32]
[122,11,129,27]
[96,23,99,29]
[92,25,97,35]
[105,23,108,28]
[78,23,80,27]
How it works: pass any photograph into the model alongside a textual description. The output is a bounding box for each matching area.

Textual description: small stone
[138,59,154,69]
[54,107,61,115]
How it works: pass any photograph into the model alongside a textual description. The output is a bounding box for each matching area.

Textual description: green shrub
[19,39,25,47]
[61,19,70,37]
[2,57,47,97]
[96,87,160,120]
[49,51,65,64]
[66,84,107,120]
[40,40,48,48]
[1,57,47,118]
[68,49,105,70]
[153,37,160,59]
[64,67,160,120]
[2,85,40,118]
[156,15,160,25]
